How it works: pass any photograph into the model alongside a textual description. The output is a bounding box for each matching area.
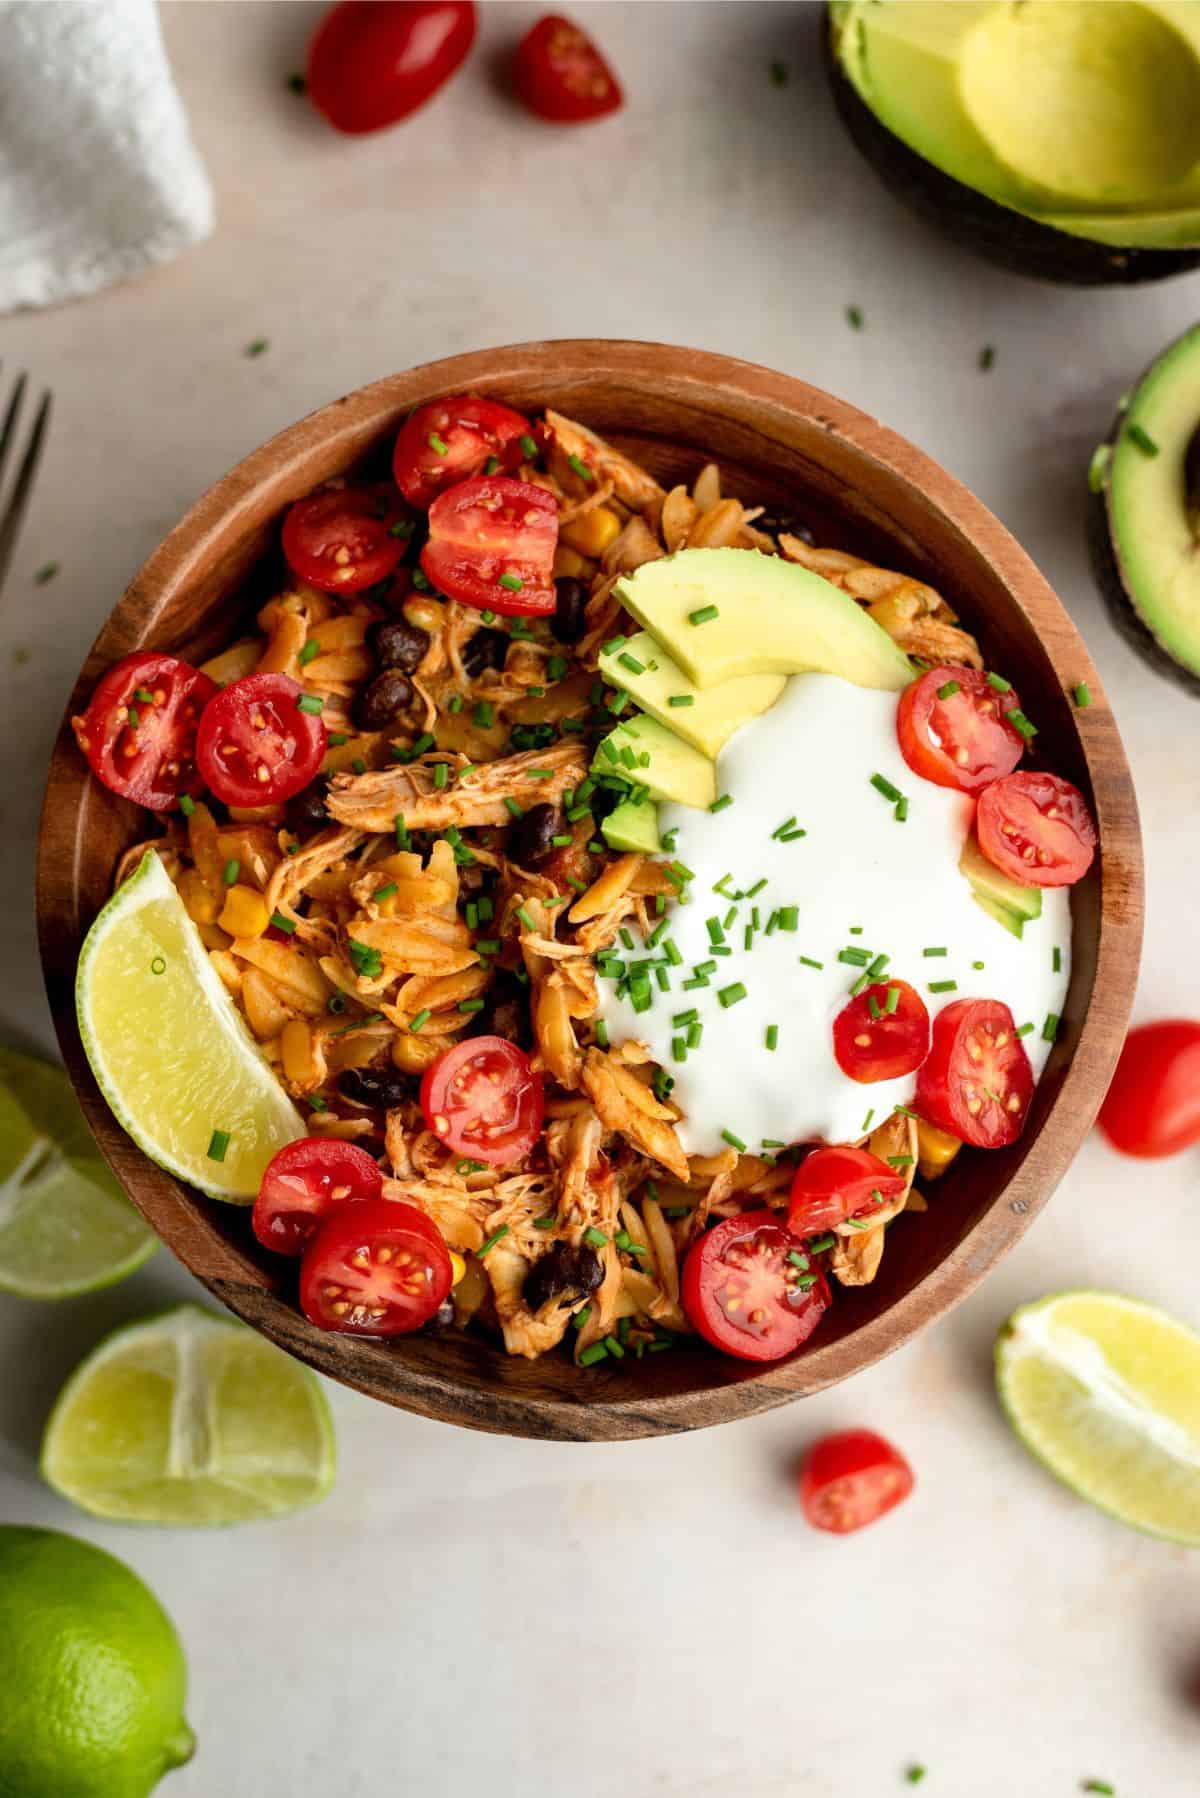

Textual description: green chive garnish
[799,956,823,970]
[1008,709,1038,739]
[483,455,500,476]
[923,946,948,957]
[1074,681,1091,708]
[1052,945,1062,973]
[409,1007,431,1033]
[717,983,747,1008]
[207,1128,230,1162]
[937,679,961,700]
[721,1128,747,1153]
[594,1020,610,1048]
[270,912,296,935]
[298,639,320,667]
[885,986,900,1014]
[566,453,592,482]
[296,693,323,715]
[519,434,538,459]
[927,979,957,994]
[765,1024,779,1051]
[150,955,166,976]
[427,432,449,456]
[894,797,908,822]
[503,796,523,819]
[477,1224,509,1257]
[861,1108,875,1132]
[870,772,902,803]
[709,794,734,814]
[498,572,524,592]
[668,693,694,708]
[583,1226,608,1248]
[222,859,239,886]
[1127,421,1159,456]
[689,605,719,626]
[1042,1012,1059,1042]
[579,1342,608,1366]
[986,672,1012,693]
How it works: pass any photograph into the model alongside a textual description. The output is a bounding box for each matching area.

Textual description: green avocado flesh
[834,0,1200,250]
[960,832,1042,937]
[602,798,661,855]
[593,715,716,808]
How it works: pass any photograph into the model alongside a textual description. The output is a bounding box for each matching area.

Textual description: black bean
[285,778,330,833]
[510,801,562,866]
[523,1241,604,1312]
[370,618,429,674]
[552,576,588,643]
[354,669,414,731]
[336,1067,410,1110]
[461,628,509,677]
[755,507,814,544]
[469,970,532,1050]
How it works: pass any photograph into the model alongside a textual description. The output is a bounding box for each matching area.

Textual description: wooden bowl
[36,342,1143,1441]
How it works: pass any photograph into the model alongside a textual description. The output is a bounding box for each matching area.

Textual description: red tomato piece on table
[307,0,476,135]
[419,1035,544,1167]
[1098,1019,1200,1160]
[196,672,326,807]
[896,666,1025,793]
[833,979,930,1084]
[976,770,1097,888]
[800,1429,915,1534]
[915,997,1033,1148]
[71,652,217,812]
[787,1146,907,1239]
[253,1137,384,1255]
[392,396,532,509]
[421,476,557,615]
[512,14,623,123]
[681,1211,830,1362]
[281,486,407,594]
[300,1198,452,1335]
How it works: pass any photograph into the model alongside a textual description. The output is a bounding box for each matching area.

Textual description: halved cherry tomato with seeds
[253,1137,384,1255]
[71,651,217,811]
[421,475,557,616]
[896,666,1025,794]
[299,1197,452,1335]
[915,997,1033,1148]
[281,485,408,594]
[800,1429,914,1534]
[392,396,533,508]
[196,672,326,807]
[787,1146,907,1239]
[419,1035,544,1166]
[680,1210,831,1362]
[307,0,477,136]
[976,770,1097,888]
[833,979,930,1084]
[512,14,623,124]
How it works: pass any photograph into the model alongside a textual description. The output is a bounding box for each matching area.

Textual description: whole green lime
[0,1528,194,1797]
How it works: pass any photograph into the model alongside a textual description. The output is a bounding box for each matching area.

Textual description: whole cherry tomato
[307,1,477,135]
[1098,1020,1200,1159]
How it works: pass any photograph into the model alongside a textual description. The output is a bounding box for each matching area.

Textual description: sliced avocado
[1089,321,1200,693]
[971,889,1025,942]
[598,630,786,757]
[960,832,1042,925]
[602,797,662,855]
[593,715,716,809]
[616,548,912,693]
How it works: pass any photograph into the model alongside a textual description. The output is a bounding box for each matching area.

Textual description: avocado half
[1088,323,1200,695]
[827,1,1200,287]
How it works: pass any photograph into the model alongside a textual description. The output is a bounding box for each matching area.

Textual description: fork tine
[0,388,51,597]
[0,372,28,494]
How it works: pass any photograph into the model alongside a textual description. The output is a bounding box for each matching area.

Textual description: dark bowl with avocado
[827,1,1200,287]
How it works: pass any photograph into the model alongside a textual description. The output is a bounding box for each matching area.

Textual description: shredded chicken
[326,740,587,833]
[544,408,665,513]
[581,1049,690,1184]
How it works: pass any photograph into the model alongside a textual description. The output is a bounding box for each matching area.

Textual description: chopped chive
[1080,1782,1114,1796]
[906,1766,927,1786]
[979,344,995,371]
[663,940,683,967]
[870,772,902,803]
[1074,681,1092,708]
[687,1020,702,1049]
[1126,421,1159,457]
[473,701,494,729]
[606,689,629,715]
[594,1019,610,1048]
[207,1128,231,1162]
[709,794,734,814]
[533,1214,557,1230]
[296,693,323,715]
[546,654,568,682]
[672,1036,688,1062]
[352,758,367,775]
[887,1155,915,1169]
[845,304,864,330]
[986,672,1012,693]
[1052,945,1062,973]
[866,953,890,978]
[717,983,747,1009]
[672,1008,699,1028]
[270,911,297,935]
[937,679,961,700]
[475,939,500,956]
[787,1250,809,1271]
[394,814,409,850]
[477,1224,509,1258]
[427,432,449,456]
[721,1128,747,1153]
[566,453,593,482]
[516,905,536,931]
[668,693,694,708]
[578,1341,608,1367]
[408,1007,431,1033]
[457,998,485,1014]
[1042,1011,1060,1042]
[688,605,720,626]
[503,796,524,820]
[150,955,167,976]
[927,979,958,994]
[178,794,196,817]
[972,959,985,970]
[583,1226,608,1248]
[923,946,948,957]
[761,1139,786,1150]
[498,572,524,593]
[327,732,350,747]
[799,956,823,970]
[388,518,415,539]
[298,637,322,665]
[1008,709,1038,740]
[765,1024,779,1051]
[885,986,900,1014]
[771,815,797,840]
[808,1233,836,1254]
[838,947,870,967]
[849,973,871,997]
[519,433,538,459]
[433,761,449,790]
[1016,1021,1035,1037]
[868,995,882,1021]
[222,858,240,886]
[894,797,909,823]
[861,1108,875,1132]
[617,651,645,675]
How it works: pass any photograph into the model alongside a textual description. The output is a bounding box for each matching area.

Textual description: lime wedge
[0,1045,155,1298]
[996,1290,1200,1545]
[76,851,303,1202]
[42,1304,336,1525]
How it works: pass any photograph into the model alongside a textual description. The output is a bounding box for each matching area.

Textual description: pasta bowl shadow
[36,342,1143,1440]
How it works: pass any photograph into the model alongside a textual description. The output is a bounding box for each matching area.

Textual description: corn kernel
[562,505,621,558]
[392,1032,443,1074]
[178,868,221,926]
[916,1117,962,1180]
[552,544,588,580]
[448,1251,466,1287]
[280,1018,316,1087]
[218,884,270,939]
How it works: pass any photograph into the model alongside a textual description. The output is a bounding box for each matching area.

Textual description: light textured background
[2,5,1200,1793]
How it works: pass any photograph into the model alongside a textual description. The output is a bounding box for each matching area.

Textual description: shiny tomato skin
[800,1429,915,1534]
[787,1146,907,1238]
[307,0,476,135]
[71,652,218,812]
[195,672,326,807]
[512,14,623,123]
[281,486,407,594]
[915,998,1034,1149]
[896,666,1025,794]
[253,1137,384,1255]
[680,1210,831,1363]
[392,396,532,509]
[1098,1020,1200,1159]
[833,979,930,1084]
[419,1035,544,1166]
[300,1198,452,1335]
[421,475,557,615]
[976,771,1096,888]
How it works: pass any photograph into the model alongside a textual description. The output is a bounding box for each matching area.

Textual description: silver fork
[0,365,52,598]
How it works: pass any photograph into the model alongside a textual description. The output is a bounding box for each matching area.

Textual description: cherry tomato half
[787,1146,908,1239]
[421,476,557,616]
[392,396,533,509]
[196,672,326,807]
[307,0,477,135]
[71,651,217,812]
[512,14,623,123]
[1098,1019,1200,1159]
[681,1210,830,1363]
[419,1035,544,1166]
[300,1197,452,1335]
[976,770,1097,888]
[915,997,1033,1149]
[833,979,930,1084]
[896,666,1025,794]
[800,1429,915,1534]
[253,1137,384,1255]
[281,486,407,595]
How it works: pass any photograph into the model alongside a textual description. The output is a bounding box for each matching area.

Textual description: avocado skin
[824,15,1200,289]
[1087,470,1200,700]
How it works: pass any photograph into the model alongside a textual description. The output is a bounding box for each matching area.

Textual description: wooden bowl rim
[36,339,1143,1439]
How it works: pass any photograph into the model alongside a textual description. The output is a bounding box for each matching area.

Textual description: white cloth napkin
[0,0,214,313]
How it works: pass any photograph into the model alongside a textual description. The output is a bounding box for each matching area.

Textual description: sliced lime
[0,1046,155,1298]
[42,1304,336,1526]
[75,850,303,1202]
[996,1289,1200,1546]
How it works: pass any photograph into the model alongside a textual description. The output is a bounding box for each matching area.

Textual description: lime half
[0,1045,155,1298]
[996,1289,1200,1545]
[42,1304,336,1526]
[75,850,303,1202]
